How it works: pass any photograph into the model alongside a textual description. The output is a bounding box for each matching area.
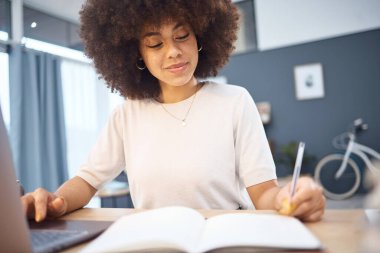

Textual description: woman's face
[139,21,199,88]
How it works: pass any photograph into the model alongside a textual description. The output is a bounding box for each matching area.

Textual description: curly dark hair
[80,0,239,99]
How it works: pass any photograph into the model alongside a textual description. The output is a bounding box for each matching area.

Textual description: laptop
[0,106,112,253]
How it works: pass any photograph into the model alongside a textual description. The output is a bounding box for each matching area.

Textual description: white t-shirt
[77,82,276,209]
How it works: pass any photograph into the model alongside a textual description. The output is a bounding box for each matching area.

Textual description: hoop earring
[136,58,146,70]
[198,45,203,52]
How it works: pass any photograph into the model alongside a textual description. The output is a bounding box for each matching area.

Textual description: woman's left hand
[275,177,325,222]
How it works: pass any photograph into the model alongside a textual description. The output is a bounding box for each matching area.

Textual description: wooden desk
[60,208,379,253]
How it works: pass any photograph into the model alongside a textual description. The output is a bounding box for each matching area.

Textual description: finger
[292,199,317,217]
[292,192,322,217]
[21,194,36,218]
[279,177,313,209]
[33,188,51,222]
[47,197,67,217]
[291,187,314,206]
[291,183,323,207]
[278,198,297,216]
[294,194,325,219]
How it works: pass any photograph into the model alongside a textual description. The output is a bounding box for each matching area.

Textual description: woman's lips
[165,62,188,73]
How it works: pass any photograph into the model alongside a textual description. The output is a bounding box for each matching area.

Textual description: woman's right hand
[21,188,67,222]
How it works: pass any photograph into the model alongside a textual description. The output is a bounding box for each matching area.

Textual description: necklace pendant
[182,120,186,126]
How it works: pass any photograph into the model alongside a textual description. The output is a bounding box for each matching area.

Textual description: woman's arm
[247,179,280,210]
[55,176,97,213]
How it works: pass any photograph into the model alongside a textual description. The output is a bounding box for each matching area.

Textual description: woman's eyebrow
[142,31,160,38]
[173,22,183,31]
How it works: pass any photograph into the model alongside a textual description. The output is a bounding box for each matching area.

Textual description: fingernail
[35,213,41,222]
[279,198,296,215]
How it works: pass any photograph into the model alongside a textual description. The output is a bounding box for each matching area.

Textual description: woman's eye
[146,42,162,48]
[175,33,190,41]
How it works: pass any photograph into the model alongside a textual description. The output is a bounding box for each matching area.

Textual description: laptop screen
[0,106,112,253]
[0,106,33,252]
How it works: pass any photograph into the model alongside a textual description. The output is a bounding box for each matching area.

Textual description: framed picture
[256,101,271,125]
[294,63,325,100]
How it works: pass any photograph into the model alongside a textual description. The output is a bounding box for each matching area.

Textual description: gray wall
[220,29,380,174]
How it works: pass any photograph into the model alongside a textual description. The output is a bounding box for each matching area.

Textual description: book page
[198,213,321,252]
[80,206,205,253]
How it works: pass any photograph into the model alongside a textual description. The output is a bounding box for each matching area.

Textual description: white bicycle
[314,119,380,200]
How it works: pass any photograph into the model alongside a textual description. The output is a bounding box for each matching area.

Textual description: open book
[80,206,322,253]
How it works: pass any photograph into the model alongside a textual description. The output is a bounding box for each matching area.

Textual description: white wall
[255,0,380,51]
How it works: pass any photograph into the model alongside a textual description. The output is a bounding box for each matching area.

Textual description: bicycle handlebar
[350,118,368,135]
[332,118,368,149]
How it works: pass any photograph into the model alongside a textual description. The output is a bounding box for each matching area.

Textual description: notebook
[0,105,112,253]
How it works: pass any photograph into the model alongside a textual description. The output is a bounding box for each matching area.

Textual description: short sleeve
[76,105,126,189]
[234,88,277,187]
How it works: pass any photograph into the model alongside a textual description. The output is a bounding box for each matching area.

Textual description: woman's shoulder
[106,98,154,124]
[106,98,141,115]
[203,81,250,99]
[117,97,153,111]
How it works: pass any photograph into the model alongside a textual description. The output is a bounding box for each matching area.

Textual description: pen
[289,142,305,199]
[279,142,305,215]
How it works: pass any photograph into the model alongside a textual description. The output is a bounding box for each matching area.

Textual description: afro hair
[80,0,239,99]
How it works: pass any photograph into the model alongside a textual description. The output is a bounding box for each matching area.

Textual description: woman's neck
[158,77,200,103]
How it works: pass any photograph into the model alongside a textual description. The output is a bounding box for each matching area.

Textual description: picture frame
[294,63,325,100]
[256,101,271,125]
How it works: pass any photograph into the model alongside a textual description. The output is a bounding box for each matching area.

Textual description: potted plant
[275,141,316,177]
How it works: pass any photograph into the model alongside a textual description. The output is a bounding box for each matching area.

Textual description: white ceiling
[23,0,85,24]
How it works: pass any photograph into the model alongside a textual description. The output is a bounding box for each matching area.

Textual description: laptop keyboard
[31,229,89,253]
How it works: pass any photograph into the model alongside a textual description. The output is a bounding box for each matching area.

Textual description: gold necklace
[158,83,204,126]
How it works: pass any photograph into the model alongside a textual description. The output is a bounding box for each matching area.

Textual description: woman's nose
[165,41,182,58]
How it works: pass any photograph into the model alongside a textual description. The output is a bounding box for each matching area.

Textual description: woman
[21,0,325,222]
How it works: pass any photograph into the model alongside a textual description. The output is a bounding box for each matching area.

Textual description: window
[0,0,11,35]
[3,3,122,207]
[61,59,123,208]
[0,52,9,128]
[0,0,9,127]
[23,6,83,50]
[22,37,89,63]
[234,0,258,54]
[61,59,124,178]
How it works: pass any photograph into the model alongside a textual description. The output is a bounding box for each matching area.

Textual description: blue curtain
[9,45,68,192]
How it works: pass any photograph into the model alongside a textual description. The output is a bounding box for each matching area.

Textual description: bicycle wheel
[314,154,361,200]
